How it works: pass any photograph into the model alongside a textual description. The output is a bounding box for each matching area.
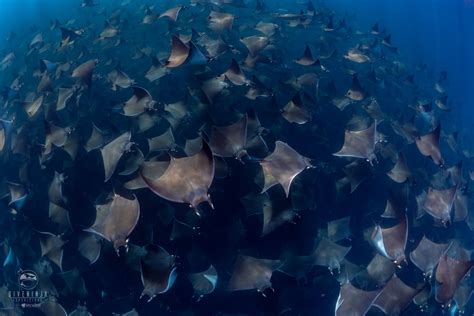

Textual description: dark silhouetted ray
[188,265,218,296]
[228,255,280,291]
[209,115,248,159]
[346,74,367,101]
[140,245,177,302]
[312,237,351,273]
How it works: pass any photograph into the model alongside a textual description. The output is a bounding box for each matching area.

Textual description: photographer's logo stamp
[18,270,38,290]
[8,269,48,308]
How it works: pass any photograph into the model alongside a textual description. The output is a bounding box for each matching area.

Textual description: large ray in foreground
[141,141,215,209]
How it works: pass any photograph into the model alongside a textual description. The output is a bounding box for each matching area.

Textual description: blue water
[2,0,472,126]
[326,0,474,131]
[0,0,473,315]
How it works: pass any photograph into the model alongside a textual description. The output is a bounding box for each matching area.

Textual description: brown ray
[37,73,53,93]
[99,22,119,40]
[372,276,420,315]
[165,35,207,68]
[141,140,215,209]
[295,45,317,66]
[281,93,311,124]
[228,255,281,291]
[312,237,351,273]
[371,215,408,265]
[201,77,228,103]
[409,236,450,277]
[363,98,385,121]
[334,122,377,163]
[240,35,269,56]
[140,245,177,301]
[366,253,396,287]
[145,56,168,82]
[260,141,312,197]
[108,68,135,91]
[25,94,44,119]
[346,74,367,101]
[71,59,98,86]
[125,160,170,190]
[255,21,279,37]
[147,128,176,153]
[43,123,73,157]
[122,86,156,117]
[85,191,140,252]
[335,283,381,316]
[209,115,248,159]
[222,58,249,86]
[435,253,474,304]
[381,189,407,219]
[344,47,371,63]
[56,86,76,111]
[208,11,234,33]
[415,124,444,166]
[85,124,105,152]
[159,6,182,22]
[423,186,456,224]
[387,152,411,183]
[100,132,132,182]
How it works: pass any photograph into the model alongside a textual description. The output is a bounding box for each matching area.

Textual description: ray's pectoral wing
[86,193,140,249]
[260,141,310,196]
[334,124,375,159]
[101,132,132,182]
[142,141,214,208]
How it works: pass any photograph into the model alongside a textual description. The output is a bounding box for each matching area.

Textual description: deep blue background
[1,0,472,128]
[326,0,474,132]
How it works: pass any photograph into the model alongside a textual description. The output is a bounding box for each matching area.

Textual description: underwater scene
[0,0,473,315]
